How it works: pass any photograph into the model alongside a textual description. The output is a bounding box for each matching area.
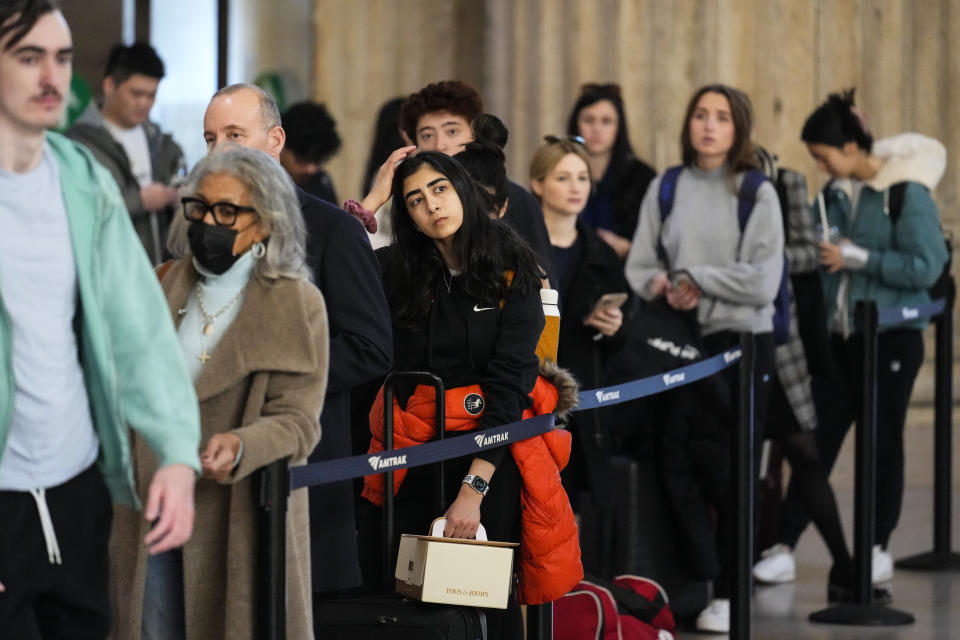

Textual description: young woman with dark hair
[381,151,543,325]
[763,89,947,587]
[360,152,582,638]
[625,84,784,633]
[566,83,656,258]
[361,97,408,194]
[528,137,630,561]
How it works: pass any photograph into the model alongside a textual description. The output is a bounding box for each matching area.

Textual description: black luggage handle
[382,371,446,592]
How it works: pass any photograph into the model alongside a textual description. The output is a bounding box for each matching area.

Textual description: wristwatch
[463,474,490,496]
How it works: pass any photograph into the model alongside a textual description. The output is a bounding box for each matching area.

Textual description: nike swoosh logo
[473,304,495,312]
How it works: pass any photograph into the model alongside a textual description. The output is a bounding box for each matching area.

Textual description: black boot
[827,564,892,605]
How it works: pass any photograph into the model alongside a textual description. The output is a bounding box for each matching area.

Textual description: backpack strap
[736,169,769,234]
[774,168,791,243]
[656,165,685,266]
[886,182,910,224]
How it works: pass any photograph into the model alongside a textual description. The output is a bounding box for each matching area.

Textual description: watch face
[471,477,488,493]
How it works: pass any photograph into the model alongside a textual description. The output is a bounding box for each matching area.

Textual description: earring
[252,241,266,259]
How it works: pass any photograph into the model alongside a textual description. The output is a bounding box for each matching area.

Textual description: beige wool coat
[109,259,328,640]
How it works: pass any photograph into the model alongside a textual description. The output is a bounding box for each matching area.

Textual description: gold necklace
[194,282,244,364]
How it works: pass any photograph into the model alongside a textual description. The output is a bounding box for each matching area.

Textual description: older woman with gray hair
[110,146,329,640]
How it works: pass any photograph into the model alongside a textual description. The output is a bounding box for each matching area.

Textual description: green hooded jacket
[0,132,200,506]
[813,133,949,334]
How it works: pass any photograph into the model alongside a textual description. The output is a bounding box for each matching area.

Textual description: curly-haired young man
[399,80,483,154]
[399,80,553,280]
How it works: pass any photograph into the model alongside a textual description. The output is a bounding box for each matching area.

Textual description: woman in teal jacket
[775,90,947,587]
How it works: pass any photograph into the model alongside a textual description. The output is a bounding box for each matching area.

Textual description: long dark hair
[801,88,873,152]
[566,83,635,179]
[361,97,406,193]
[384,152,543,327]
[680,84,755,172]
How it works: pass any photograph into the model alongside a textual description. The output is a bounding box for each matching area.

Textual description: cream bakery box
[395,519,517,609]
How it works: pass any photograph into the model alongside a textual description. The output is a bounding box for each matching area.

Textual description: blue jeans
[141,548,185,640]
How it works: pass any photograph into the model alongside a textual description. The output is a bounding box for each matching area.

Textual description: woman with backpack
[764,89,948,588]
[751,146,891,605]
[624,84,784,633]
[567,83,656,259]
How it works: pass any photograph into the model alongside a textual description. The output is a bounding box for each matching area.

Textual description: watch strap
[462,474,490,496]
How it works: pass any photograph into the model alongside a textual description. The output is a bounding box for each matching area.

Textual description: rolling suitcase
[313,371,488,639]
[313,597,485,639]
[608,455,708,620]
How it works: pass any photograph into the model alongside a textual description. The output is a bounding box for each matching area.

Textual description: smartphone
[668,269,698,291]
[588,292,628,316]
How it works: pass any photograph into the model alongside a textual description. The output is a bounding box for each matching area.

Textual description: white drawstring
[29,488,62,565]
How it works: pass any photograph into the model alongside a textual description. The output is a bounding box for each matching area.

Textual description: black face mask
[187,221,240,275]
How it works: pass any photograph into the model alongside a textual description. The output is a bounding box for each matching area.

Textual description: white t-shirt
[0,144,99,490]
[104,119,153,188]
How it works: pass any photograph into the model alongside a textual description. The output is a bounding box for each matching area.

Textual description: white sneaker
[752,544,796,584]
[696,598,730,633]
[872,545,894,584]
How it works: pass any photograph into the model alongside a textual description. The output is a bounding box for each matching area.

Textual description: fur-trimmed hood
[866,133,947,192]
[538,358,580,420]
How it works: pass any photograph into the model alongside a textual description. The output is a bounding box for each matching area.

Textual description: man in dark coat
[201,84,393,598]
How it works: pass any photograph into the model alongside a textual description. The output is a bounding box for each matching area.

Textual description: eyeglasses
[544,134,586,145]
[181,197,257,227]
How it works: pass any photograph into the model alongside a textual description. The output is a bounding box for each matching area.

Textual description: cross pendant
[198,350,211,365]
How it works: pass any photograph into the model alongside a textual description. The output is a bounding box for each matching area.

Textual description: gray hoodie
[67,103,185,264]
[625,164,785,336]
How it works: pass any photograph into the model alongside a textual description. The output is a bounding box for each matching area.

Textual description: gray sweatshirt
[625,164,785,335]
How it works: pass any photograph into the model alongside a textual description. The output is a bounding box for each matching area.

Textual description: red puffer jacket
[362,368,583,605]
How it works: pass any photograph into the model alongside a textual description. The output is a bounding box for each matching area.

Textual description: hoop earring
[252,242,266,259]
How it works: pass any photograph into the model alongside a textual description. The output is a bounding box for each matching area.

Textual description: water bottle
[538,288,560,363]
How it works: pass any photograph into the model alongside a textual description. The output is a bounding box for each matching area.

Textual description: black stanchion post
[731,333,755,640]
[932,294,955,560]
[810,301,913,625]
[897,283,960,571]
[526,602,554,640]
[258,458,289,640]
[853,301,877,605]
[383,375,396,593]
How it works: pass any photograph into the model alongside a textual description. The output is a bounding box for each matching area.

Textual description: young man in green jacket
[0,3,201,637]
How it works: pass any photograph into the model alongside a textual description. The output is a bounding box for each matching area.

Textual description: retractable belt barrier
[575,347,741,410]
[288,347,743,491]
[290,413,554,490]
[876,299,945,328]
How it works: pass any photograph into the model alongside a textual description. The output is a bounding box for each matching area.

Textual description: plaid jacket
[775,168,817,431]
